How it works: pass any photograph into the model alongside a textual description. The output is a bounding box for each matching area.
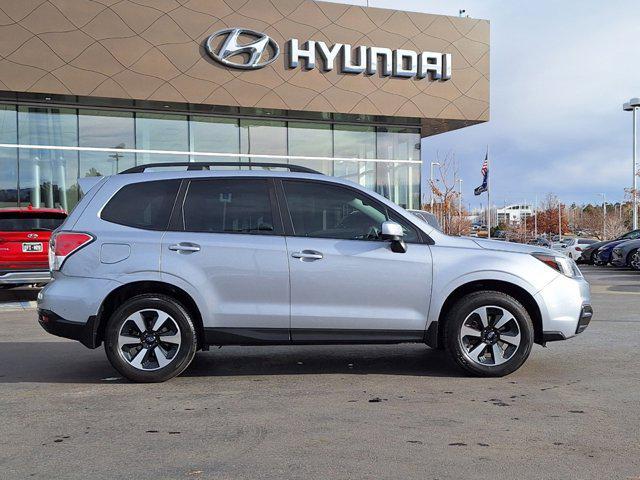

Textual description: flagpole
[487,145,491,239]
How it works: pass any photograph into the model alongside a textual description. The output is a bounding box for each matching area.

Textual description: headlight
[531,252,582,278]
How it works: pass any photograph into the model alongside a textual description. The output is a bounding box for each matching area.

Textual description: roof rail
[119,162,322,174]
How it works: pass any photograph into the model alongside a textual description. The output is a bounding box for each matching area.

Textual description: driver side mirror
[381,221,407,253]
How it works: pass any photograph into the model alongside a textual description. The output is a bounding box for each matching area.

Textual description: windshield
[0,213,66,232]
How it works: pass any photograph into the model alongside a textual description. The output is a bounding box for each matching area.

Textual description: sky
[328,0,640,208]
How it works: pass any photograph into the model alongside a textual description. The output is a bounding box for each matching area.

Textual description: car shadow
[0,342,463,384]
[0,286,39,303]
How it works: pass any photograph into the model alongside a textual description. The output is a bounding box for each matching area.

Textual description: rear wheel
[629,249,640,271]
[104,294,197,383]
[444,291,534,377]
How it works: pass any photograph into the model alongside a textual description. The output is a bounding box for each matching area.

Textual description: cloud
[328,0,640,205]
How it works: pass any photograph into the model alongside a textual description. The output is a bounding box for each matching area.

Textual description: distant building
[497,204,533,225]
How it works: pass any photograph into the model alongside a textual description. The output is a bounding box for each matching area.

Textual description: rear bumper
[0,269,50,285]
[37,309,99,348]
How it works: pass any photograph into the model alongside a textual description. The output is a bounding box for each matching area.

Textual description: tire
[629,249,640,271]
[443,290,534,377]
[590,251,599,265]
[104,294,197,383]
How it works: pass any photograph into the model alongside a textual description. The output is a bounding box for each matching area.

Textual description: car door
[279,179,432,343]
[161,177,290,344]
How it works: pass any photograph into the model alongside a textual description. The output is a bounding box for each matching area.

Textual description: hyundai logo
[205,28,280,70]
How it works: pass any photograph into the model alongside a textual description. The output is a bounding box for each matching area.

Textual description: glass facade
[0,104,421,211]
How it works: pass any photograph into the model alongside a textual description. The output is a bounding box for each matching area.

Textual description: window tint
[578,239,596,245]
[0,213,66,231]
[283,180,418,242]
[182,179,274,234]
[101,180,180,230]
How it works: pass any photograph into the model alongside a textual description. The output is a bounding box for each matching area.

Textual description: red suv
[0,207,67,288]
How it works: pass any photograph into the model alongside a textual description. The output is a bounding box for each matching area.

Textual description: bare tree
[423,151,470,235]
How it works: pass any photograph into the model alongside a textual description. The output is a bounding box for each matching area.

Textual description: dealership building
[0,0,489,211]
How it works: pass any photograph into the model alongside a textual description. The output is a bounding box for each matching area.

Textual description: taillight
[49,232,94,271]
[575,247,582,252]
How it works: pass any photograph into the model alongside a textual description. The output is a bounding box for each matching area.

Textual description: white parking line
[0,301,37,311]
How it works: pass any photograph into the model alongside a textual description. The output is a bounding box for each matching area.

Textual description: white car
[558,238,599,260]
[37,162,593,382]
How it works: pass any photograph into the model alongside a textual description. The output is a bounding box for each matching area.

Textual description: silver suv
[37,163,592,382]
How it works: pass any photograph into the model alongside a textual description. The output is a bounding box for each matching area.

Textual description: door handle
[168,242,201,253]
[291,250,323,261]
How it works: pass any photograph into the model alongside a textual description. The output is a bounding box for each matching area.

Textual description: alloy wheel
[631,251,640,271]
[458,305,521,367]
[117,309,182,371]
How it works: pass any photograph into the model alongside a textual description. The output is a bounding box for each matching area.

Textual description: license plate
[22,242,43,252]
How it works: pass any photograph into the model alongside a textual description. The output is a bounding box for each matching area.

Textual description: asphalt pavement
[0,266,639,479]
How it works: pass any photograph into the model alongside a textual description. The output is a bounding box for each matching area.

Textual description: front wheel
[104,294,197,383]
[444,291,534,377]
[628,249,640,271]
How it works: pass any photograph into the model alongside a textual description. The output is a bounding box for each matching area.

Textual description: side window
[182,179,275,234]
[282,180,419,242]
[101,180,180,230]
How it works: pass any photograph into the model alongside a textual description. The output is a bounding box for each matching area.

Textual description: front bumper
[610,250,626,266]
[577,251,593,264]
[535,274,592,341]
[38,309,99,348]
[596,249,612,264]
[0,269,51,285]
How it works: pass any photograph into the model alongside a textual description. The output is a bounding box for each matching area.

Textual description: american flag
[474,152,489,196]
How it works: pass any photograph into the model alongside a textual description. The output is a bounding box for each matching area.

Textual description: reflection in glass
[240,119,286,167]
[17,106,78,211]
[136,113,188,164]
[288,122,333,174]
[190,116,239,166]
[0,105,18,207]
[79,110,135,176]
[334,125,376,189]
[376,127,421,209]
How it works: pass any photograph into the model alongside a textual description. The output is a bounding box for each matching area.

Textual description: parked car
[551,238,574,253]
[579,229,640,264]
[562,238,598,260]
[37,162,592,383]
[0,207,67,288]
[529,237,551,248]
[611,239,640,270]
[407,209,440,230]
[594,239,629,266]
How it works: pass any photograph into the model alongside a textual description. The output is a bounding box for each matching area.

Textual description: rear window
[0,212,66,232]
[578,239,597,245]
[101,180,180,230]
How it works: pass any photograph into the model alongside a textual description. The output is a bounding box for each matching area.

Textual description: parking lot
[0,266,638,479]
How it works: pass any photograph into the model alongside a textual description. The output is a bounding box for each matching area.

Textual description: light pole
[558,201,562,241]
[430,161,440,211]
[457,179,463,234]
[623,98,640,230]
[598,193,607,240]
[534,195,538,238]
